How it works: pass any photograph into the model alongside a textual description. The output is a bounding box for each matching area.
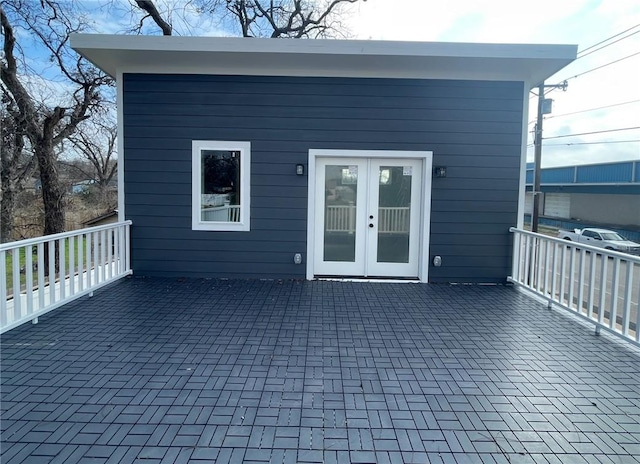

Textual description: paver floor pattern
[1,278,639,463]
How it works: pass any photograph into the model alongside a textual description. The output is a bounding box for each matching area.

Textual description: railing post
[125,224,131,272]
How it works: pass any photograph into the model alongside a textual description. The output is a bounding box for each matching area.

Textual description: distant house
[72,35,576,283]
[82,210,118,228]
[71,180,96,194]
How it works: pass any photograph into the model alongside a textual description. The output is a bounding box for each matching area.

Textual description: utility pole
[532,80,567,232]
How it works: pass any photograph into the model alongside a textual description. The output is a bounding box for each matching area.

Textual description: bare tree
[0,86,35,242]
[66,121,118,191]
[0,2,111,238]
[135,0,364,38]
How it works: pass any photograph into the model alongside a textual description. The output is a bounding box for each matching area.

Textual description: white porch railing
[326,205,357,233]
[1,221,132,334]
[509,228,639,346]
[202,205,241,222]
[325,205,410,234]
[378,207,410,234]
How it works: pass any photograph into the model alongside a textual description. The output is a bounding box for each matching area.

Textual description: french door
[314,157,423,278]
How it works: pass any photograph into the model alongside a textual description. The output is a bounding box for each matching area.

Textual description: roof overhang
[71,34,576,88]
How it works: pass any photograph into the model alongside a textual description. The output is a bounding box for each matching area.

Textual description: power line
[544,99,640,119]
[577,30,640,60]
[527,139,640,148]
[544,139,640,146]
[564,51,640,80]
[577,23,640,56]
[544,126,640,140]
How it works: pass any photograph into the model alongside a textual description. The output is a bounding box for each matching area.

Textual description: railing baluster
[551,242,558,301]
[577,249,586,314]
[86,232,92,288]
[93,231,99,284]
[48,240,55,304]
[598,255,607,326]
[25,245,33,317]
[107,229,113,279]
[78,233,84,292]
[1,251,7,327]
[567,246,576,310]
[59,238,66,300]
[543,240,551,297]
[13,248,22,320]
[69,235,75,296]
[559,244,567,306]
[587,250,596,318]
[535,237,543,293]
[37,243,45,310]
[100,229,106,283]
[609,258,620,330]
[621,262,633,336]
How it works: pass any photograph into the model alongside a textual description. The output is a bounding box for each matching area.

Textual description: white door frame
[306,149,433,282]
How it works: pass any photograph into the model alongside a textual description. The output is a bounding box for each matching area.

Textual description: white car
[558,228,640,255]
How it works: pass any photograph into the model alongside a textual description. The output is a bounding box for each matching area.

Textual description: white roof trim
[71,34,576,87]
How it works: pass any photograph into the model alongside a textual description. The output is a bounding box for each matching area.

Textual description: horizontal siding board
[125,115,522,135]
[125,92,523,112]
[429,223,513,234]
[430,212,516,223]
[431,200,517,213]
[124,74,523,281]
[134,228,307,242]
[122,139,522,156]
[431,189,519,202]
[125,73,521,87]
[125,76,522,98]
[430,233,512,246]
[125,104,522,124]
[135,239,305,253]
[130,259,305,278]
[123,128,521,146]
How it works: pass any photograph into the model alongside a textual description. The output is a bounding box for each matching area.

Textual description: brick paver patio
[1,277,639,463]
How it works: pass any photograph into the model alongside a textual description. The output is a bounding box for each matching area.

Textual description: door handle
[369,215,374,219]
[369,223,374,228]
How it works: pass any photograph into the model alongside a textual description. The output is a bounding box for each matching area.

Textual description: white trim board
[71,35,576,87]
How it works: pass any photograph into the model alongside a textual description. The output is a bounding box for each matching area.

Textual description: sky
[346,0,640,168]
[10,0,640,168]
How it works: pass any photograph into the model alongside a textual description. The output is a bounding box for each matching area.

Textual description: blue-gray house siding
[123,74,523,282]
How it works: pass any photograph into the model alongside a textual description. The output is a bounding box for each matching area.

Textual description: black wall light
[433,166,447,178]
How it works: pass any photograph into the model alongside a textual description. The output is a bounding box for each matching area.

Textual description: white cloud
[349,0,640,167]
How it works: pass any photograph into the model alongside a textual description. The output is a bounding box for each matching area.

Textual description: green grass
[4,238,89,295]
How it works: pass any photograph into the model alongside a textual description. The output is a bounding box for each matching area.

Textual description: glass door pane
[323,165,359,262]
[376,166,412,263]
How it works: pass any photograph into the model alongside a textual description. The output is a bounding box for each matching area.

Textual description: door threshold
[314,275,422,283]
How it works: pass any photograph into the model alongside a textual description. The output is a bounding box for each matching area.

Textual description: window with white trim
[192,140,251,231]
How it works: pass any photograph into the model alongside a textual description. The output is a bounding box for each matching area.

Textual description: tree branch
[135,0,172,35]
